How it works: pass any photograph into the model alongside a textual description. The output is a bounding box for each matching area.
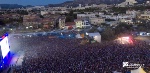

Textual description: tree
[118,23,132,30]
[0,20,5,26]
[73,14,77,19]
[114,23,132,35]
[88,27,98,33]
[101,23,109,27]
[16,10,28,15]
[95,15,99,17]
[101,27,115,41]
[39,15,44,18]
[111,7,127,13]
[137,26,147,31]
[69,10,74,16]
[105,19,115,22]
[65,16,74,22]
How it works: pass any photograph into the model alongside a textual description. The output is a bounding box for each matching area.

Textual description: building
[23,14,42,28]
[82,20,91,28]
[139,14,150,20]
[119,18,133,24]
[90,17,105,25]
[65,22,76,30]
[0,13,22,20]
[97,4,108,8]
[118,0,137,7]
[41,11,49,16]
[24,19,42,29]
[79,4,82,8]
[74,19,83,28]
[126,10,137,18]
[77,13,96,19]
[11,14,22,19]
[58,16,66,29]
[42,18,55,29]
[101,14,135,21]
[74,19,91,28]
[105,21,119,27]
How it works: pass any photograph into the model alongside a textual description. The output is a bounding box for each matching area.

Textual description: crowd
[8,34,150,73]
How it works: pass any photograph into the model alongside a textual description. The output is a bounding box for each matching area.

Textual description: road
[134,36,150,43]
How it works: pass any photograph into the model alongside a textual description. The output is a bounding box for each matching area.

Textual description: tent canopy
[76,34,83,38]
[87,32,101,43]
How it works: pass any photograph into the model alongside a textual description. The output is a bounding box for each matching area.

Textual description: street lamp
[86,32,88,35]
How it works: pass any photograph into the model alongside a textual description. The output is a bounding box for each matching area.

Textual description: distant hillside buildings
[118,0,137,7]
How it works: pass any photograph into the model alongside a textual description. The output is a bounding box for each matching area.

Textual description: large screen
[0,37,10,59]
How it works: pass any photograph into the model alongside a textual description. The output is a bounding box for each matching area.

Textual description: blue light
[5,33,8,36]
[0,38,2,41]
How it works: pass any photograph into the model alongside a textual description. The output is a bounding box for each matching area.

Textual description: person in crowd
[10,32,150,73]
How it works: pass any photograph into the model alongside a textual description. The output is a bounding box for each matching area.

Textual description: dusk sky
[0,0,72,6]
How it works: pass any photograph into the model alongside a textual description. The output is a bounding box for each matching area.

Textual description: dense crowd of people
[8,33,150,73]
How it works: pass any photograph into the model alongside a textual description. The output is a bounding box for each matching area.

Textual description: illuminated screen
[0,37,10,59]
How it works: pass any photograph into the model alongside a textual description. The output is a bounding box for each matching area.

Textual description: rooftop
[65,22,75,26]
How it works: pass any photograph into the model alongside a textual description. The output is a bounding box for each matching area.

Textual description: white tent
[131,66,146,73]
[87,32,101,43]
[76,34,83,38]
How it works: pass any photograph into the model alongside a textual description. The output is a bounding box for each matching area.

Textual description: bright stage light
[122,37,129,39]
[116,36,133,44]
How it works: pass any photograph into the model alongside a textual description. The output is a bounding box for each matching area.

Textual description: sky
[0,0,72,6]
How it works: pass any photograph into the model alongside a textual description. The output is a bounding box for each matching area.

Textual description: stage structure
[0,33,10,70]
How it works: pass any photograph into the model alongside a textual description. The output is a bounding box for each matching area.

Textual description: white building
[105,21,119,26]
[119,18,133,24]
[101,14,135,20]
[30,6,45,10]
[41,11,48,16]
[72,7,86,10]
[143,10,150,14]
[50,10,69,14]
[126,10,137,18]
[79,4,82,8]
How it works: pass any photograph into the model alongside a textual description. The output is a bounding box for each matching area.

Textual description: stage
[2,51,24,73]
